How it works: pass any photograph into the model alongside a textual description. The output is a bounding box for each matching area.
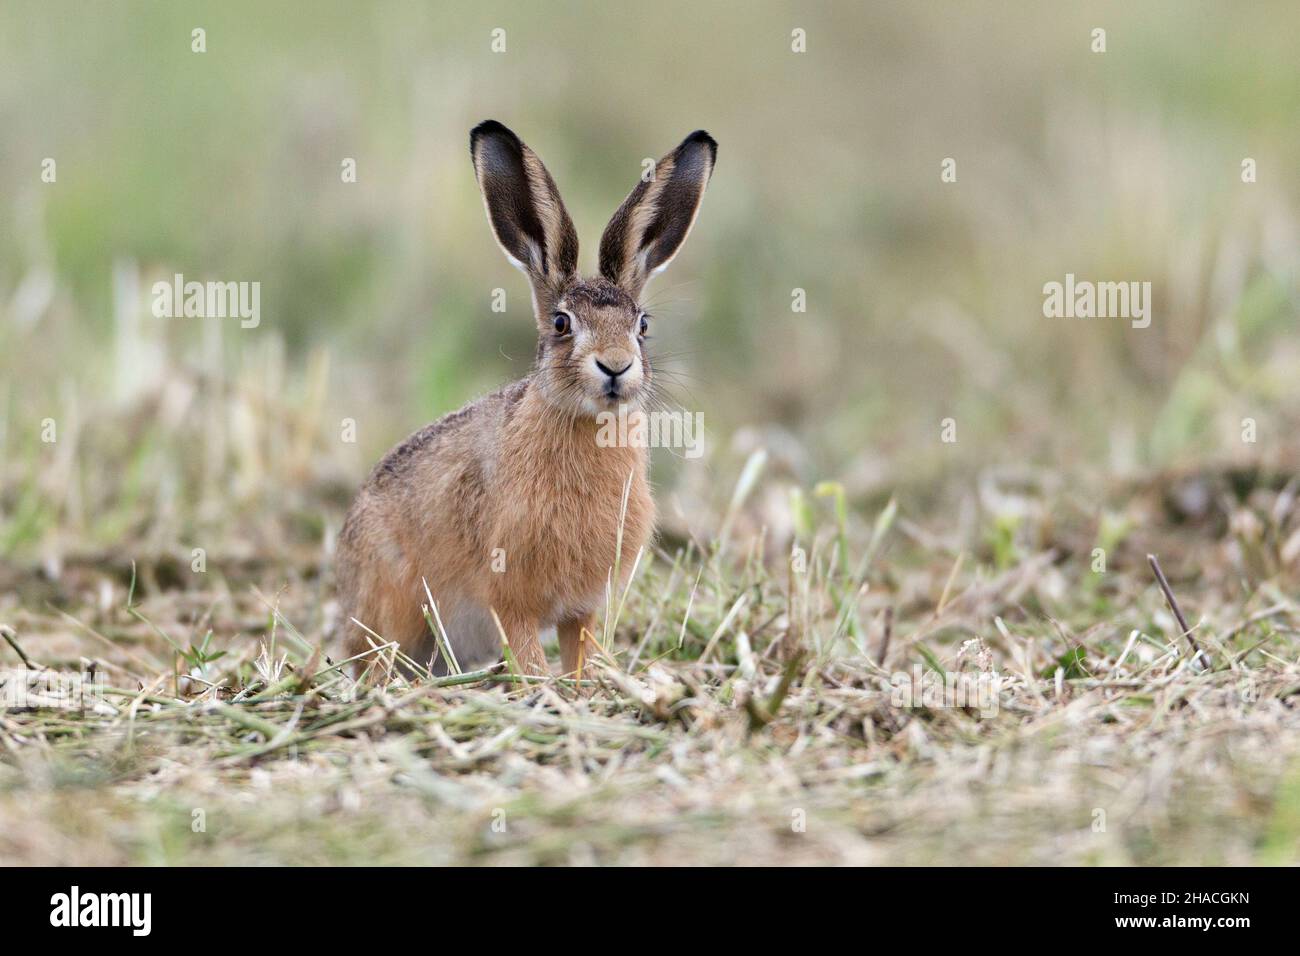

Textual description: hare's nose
[595,358,633,379]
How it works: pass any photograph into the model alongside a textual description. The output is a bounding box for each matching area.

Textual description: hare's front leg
[558,612,598,679]
[496,611,548,676]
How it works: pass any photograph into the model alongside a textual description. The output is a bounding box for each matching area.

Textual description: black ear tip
[470,119,518,154]
[682,130,718,162]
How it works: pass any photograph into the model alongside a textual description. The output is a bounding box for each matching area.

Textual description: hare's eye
[553,311,572,335]
[638,313,649,336]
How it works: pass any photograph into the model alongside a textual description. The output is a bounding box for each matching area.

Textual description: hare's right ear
[470,120,579,311]
[599,130,717,300]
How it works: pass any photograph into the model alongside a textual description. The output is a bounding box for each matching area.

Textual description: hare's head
[470,120,716,416]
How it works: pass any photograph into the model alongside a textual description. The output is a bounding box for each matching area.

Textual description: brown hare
[335,120,717,680]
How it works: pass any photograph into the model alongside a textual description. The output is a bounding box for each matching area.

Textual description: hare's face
[470,120,715,417]
[537,278,650,416]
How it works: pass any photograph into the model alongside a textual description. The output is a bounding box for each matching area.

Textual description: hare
[334,120,717,680]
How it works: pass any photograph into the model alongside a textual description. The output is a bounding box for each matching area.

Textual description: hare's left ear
[599,130,717,300]
[470,120,579,312]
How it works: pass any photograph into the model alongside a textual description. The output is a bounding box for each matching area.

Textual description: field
[4,459,1300,865]
[3,1,1300,865]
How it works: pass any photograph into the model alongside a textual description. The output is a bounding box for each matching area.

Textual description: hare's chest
[491,457,653,612]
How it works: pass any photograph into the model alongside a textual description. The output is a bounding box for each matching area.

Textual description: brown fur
[335,121,716,679]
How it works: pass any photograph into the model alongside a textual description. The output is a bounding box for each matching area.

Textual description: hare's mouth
[569,385,638,419]
[598,381,643,407]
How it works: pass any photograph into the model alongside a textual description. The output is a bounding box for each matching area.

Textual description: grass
[3,460,1299,866]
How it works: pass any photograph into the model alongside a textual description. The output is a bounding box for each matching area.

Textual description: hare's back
[364,379,528,490]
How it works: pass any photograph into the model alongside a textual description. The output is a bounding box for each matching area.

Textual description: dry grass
[3,462,1300,866]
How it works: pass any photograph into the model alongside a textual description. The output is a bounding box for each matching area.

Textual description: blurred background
[1,0,1298,565]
